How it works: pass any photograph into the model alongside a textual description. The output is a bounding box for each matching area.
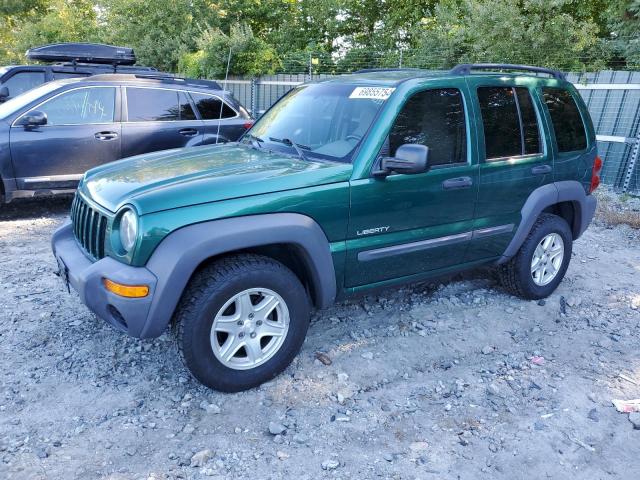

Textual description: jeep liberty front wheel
[498,213,573,300]
[175,254,310,392]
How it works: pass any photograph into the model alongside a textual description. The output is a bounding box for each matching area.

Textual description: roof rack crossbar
[450,63,565,81]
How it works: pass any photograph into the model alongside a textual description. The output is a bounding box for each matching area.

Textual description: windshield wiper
[269,136,310,161]
[244,133,264,149]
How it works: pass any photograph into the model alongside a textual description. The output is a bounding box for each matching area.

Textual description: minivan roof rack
[450,63,566,81]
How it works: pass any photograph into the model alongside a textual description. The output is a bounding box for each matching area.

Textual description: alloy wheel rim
[210,288,289,370]
[530,233,564,286]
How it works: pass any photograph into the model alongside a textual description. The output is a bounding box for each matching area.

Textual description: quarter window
[190,92,236,120]
[542,87,587,152]
[127,88,185,122]
[389,88,467,166]
[26,87,115,125]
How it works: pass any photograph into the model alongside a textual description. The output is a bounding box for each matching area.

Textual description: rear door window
[190,92,237,119]
[126,88,181,122]
[478,86,541,160]
[389,88,467,166]
[542,87,587,152]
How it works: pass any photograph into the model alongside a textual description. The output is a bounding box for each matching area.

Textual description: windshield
[248,83,392,162]
[0,80,72,120]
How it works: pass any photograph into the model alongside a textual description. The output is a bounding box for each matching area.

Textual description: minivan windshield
[0,80,72,120]
[247,83,392,162]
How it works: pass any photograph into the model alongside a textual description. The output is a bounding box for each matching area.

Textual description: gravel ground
[1,192,640,480]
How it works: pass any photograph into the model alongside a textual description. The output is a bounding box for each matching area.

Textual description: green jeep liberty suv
[52,64,601,392]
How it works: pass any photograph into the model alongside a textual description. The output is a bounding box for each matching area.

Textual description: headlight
[119,209,138,253]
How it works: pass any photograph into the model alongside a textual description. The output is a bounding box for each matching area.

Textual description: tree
[0,0,98,64]
[408,0,608,71]
[179,23,281,78]
[99,0,218,72]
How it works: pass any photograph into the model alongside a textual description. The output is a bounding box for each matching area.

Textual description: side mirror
[17,110,48,127]
[0,86,8,100]
[373,144,429,178]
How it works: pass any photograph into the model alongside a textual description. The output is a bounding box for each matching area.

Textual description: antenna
[216,46,233,145]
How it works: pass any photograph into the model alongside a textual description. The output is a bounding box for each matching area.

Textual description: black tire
[175,254,310,392]
[498,213,573,300]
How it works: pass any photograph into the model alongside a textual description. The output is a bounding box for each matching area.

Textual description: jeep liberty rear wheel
[175,254,310,392]
[498,213,573,300]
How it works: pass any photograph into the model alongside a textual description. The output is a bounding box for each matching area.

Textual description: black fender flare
[498,180,597,264]
[140,213,336,338]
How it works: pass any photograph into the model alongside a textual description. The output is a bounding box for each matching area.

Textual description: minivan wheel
[498,213,573,300]
[174,254,310,392]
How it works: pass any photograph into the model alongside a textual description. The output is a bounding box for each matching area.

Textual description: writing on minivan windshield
[248,83,390,162]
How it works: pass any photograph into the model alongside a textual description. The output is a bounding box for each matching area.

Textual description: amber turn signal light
[103,278,149,298]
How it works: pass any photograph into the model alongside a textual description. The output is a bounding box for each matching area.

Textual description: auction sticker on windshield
[349,87,395,100]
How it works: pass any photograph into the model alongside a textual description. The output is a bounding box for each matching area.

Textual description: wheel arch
[140,213,337,338]
[497,180,596,264]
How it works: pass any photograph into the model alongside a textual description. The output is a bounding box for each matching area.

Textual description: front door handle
[94,131,118,141]
[531,164,552,175]
[179,128,199,137]
[442,176,473,190]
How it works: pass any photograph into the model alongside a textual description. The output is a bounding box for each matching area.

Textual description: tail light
[243,121,254,129]
[589,155,602,193]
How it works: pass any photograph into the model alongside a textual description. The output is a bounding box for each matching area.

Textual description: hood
[81,143,352,214]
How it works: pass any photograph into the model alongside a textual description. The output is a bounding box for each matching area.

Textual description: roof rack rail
[450,63,565,81]
[353,68,422,74]
[133,74,222,89]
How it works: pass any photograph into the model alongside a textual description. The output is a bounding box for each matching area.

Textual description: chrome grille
[70,194,108,259]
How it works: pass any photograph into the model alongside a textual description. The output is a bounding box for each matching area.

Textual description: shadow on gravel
[0,195,73,221]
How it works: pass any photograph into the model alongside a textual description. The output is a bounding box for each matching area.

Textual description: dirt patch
[1,195,639,479]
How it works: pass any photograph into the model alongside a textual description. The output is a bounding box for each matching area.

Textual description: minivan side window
[3,71,46,97]
[127,88,191,122]
[190,92,237,120]
[389,88,467,166]
[26,87,116,125]
[542,87,587,153]
[477,86,541,160]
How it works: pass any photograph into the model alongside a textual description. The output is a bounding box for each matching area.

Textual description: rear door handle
[94,131,118,141]
[179,128,199,137]
[531,164,552,175]
[442,176,473,190]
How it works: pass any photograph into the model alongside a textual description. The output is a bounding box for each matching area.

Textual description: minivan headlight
[119,209,138,253]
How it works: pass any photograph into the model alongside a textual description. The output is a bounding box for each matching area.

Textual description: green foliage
[0,0,99,64]
[178,23,281,78]
[0,0,637,74]
[407,0,609,70]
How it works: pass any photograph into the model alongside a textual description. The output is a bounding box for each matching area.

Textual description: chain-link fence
[217,69,640,194]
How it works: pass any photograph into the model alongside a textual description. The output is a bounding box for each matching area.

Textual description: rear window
[478,86,541,160]
[542,87,587,152]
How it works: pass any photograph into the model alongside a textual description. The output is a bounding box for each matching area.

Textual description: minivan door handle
[94,131,118,141]
[179,128,199,137]
[531,164,552,175]
[442,176,473,190]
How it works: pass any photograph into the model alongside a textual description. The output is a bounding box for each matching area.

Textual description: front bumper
[51,221,158,338]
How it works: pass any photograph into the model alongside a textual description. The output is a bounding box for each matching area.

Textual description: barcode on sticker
[349,87,395,100]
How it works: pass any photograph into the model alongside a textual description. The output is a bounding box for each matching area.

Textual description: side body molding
[498,180,596,264]
[141,213,337,338]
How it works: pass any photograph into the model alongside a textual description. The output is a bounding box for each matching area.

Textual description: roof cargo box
[26,43,136,65]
